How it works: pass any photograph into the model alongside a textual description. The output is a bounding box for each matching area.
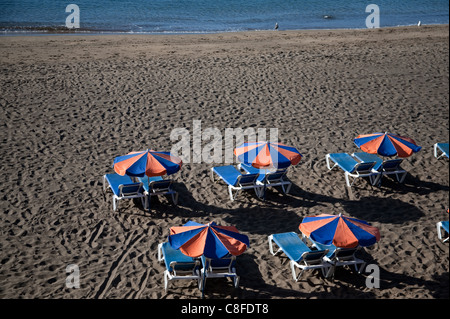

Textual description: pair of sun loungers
[102,173,178,211]
[157,242,239,292]
[210,163,292,201]
[326,143,448,188]
[326,152,407,187]
[268,232,366,281]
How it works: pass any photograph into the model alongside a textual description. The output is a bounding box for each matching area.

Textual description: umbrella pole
[201,259,206,299]
[263,168,268,201]
[263,178,267,201]
[148,179,151,213]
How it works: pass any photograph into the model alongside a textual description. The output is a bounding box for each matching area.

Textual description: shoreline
[1,23,448,38]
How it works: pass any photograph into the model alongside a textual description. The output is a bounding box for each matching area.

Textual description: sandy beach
[0,25,448,301]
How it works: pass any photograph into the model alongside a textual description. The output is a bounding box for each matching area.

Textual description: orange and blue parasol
[113,149,182,177]
[354,132,421,158]
[169,221,249,298]
[299,213,381,248]
[168,221,250,259]
[234,141,302,169]
[113,149,182,211]
[234,141,302,200]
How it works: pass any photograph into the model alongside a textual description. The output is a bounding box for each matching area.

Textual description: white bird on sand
[274,23,278,30]
[418,21,421,26]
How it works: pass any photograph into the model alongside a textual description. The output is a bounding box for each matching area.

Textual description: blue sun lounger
[268,232,332,281]
[200,255,239,290]
[137,176,179,207]
[305,237,367,276]
[352,152,407,185]
[238,163,292,196]
[102,173,145,211]
[437,221,449,242]
[325,153,379,187]
[434,143,449,159]
[211,165,261,201]
[157,242,201,292]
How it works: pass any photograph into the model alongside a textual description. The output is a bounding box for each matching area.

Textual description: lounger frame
[157,243,201,292]
[325,153,379,187]
[200,256,239,290]
[210,167,262,201]
[434,143,449,160]
[305,236,367,277]
[437,221,449,243]
[261,170,292,195]
[325,247,367,276]
[352,152,407,186]
[140,179,179,208]
[102,174,146,211]
[379,159,407,184]
[268,233,332,281]
[238,163,292,196]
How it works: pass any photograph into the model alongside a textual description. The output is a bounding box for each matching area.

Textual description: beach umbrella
[169,221,250,297]
[169,221,249,259]
[299,213,381,248]
[234,141,302,169]
[354,132,421,158]
[234,141,302,199]
[113,149,182,177]
[113,149,182,210]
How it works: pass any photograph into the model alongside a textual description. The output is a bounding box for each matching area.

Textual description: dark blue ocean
[0,0,448,34]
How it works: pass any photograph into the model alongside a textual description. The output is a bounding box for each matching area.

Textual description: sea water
[0,0,448,35]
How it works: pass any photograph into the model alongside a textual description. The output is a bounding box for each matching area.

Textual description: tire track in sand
[92,229,145,299]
